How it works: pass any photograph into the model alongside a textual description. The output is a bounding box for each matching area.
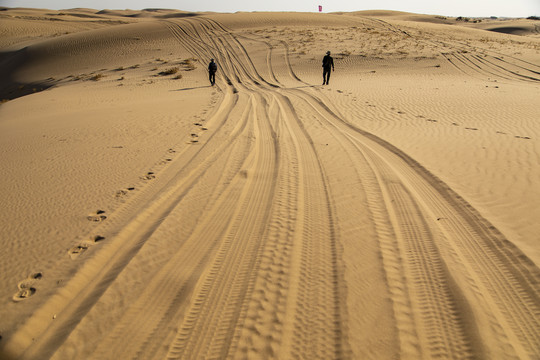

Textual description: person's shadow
[170,85,214,92]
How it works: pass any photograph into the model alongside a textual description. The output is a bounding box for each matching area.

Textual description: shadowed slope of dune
[484,23,540,36]
[0,47,56,101]
[97,8,199,19]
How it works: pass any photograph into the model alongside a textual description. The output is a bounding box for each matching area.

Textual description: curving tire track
[288,84,540,358]
[360,16,540,83]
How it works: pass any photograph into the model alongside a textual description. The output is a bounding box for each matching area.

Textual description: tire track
[162,18,346,359]
[156,16,540,359]
[439,45,540,83]
[289,85,540,358]
[361,16,540,83]
[286,89,474,359]
[3,80,246,359]
[165,93,279,359]
[84,96,257,360]
[273,92,345,359]
[202,18,279,88]
[363,148,476,359]
[228,94,304,358]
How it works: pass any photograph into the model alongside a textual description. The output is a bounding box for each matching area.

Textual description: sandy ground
[1,7,540,360]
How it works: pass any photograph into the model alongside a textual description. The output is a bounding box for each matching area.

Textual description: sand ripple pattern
[2,15,539,360]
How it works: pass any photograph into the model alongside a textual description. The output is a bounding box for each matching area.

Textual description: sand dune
[0,7,539,360]
[475,20,540,36]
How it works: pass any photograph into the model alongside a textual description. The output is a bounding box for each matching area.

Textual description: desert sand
[0,7,539,359]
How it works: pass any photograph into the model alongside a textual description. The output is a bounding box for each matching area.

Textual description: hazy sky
[1,0,539,18]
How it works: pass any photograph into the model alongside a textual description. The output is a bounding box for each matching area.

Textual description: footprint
[68,244,89,260]
[12,272,42,302]
[32,272,43,280]
[465,127,478,131]
[141,172,155,180]
[68,235,105,260]
[93,235,105,242]
[13,287,36,302]
[115,187,135,198]
[194,123,203,126]
[115,189,128,198]
[167,148,176,154]
[87,210,107,222]
[427,119,438,123]
[515,135,531,140]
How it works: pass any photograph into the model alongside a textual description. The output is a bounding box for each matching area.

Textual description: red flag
[319,5,322,12]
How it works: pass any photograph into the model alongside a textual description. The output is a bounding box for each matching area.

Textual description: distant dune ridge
[1,7,539,360]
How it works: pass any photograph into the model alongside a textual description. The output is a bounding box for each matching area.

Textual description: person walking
[208,58,217,86]
[322,51,334,85]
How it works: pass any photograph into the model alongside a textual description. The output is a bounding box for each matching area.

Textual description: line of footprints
[190,104,213,144]
[12,272,43,302]
[12,113,213,302]
[191,119,208,143]
[13,235,108,302]
[66,149,177,269]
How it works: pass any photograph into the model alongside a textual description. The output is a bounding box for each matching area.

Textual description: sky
[1,0,539,18]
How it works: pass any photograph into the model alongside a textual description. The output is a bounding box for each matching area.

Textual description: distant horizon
[0,6,538,19]
[0,0,538,18]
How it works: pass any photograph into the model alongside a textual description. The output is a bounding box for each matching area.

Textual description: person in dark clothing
[208,58,217,86]
[322,51,334,85]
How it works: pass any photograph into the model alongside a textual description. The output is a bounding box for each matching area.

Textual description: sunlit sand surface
[1,7,539,359]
